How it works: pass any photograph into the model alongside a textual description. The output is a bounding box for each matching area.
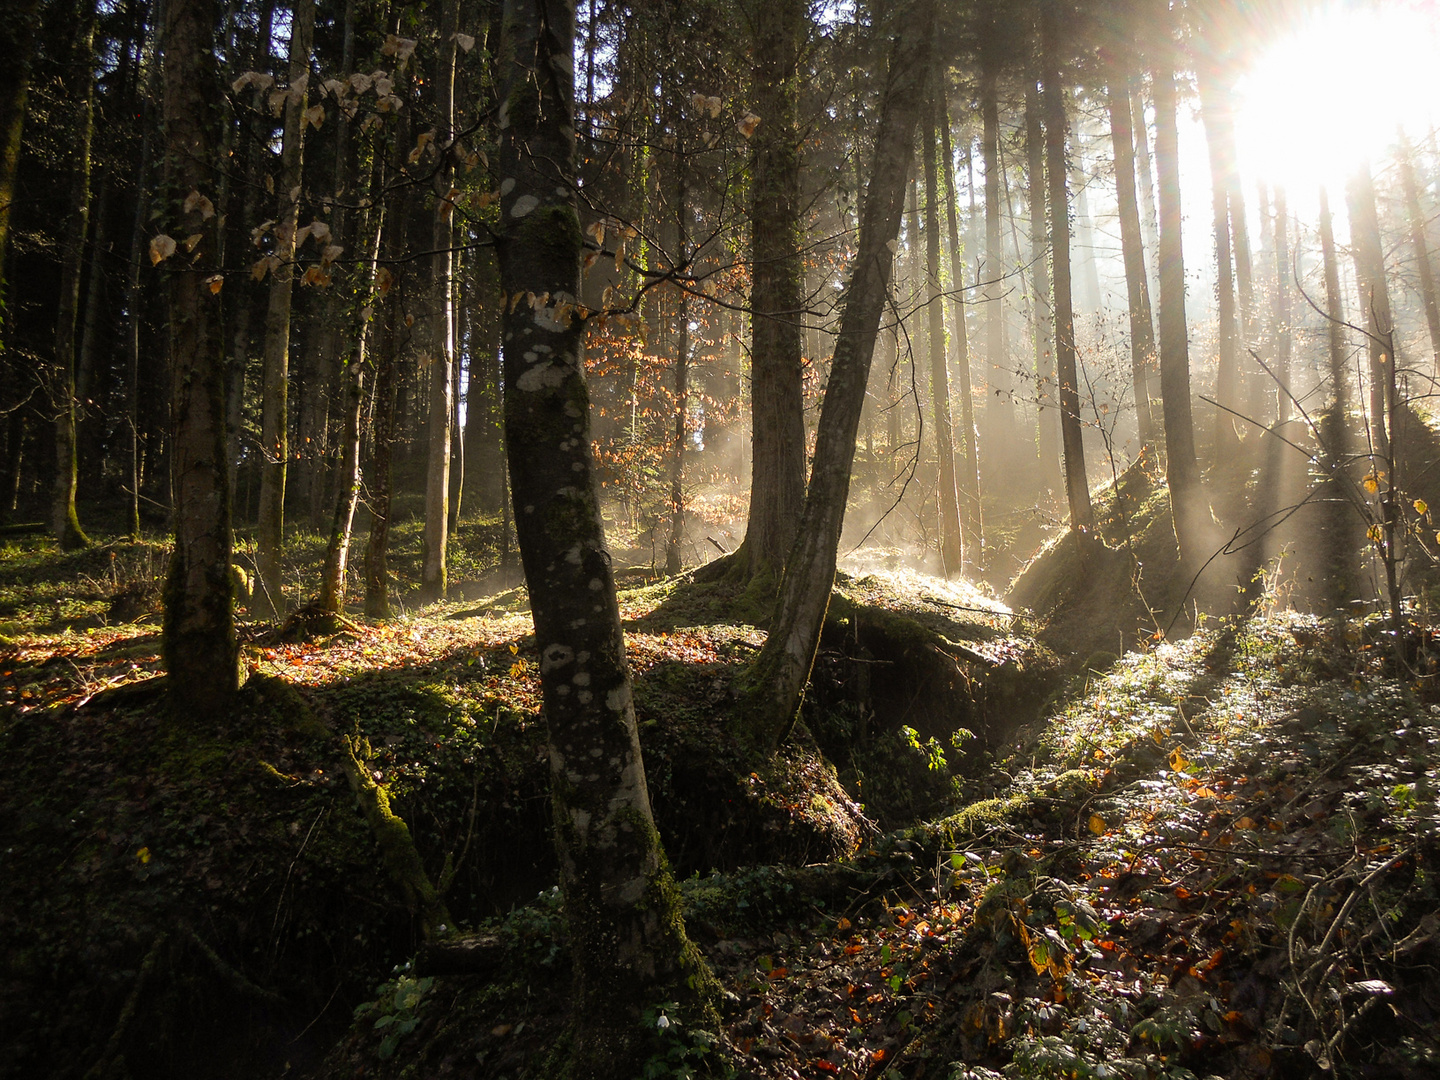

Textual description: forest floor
[3,463,1440,1080]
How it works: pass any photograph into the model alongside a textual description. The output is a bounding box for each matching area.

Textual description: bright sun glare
[1233,2,1440,196]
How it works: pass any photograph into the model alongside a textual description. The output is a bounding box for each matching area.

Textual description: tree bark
[496,3,717,1073]
[923,86,962,576]
[52,0,99,551]
[1106,68,1157,450]
[0,0,42,304]
[1346,162,1394,460]
[1196,61,1240,451]
[1272,185,1291,423]
[744,0,935,747]
[940,99,982,563]
[1317,184,1353,619]
[420,0,462,604]
[1398,136,1440,373]
[1025,80,1059,490]
[739,0,807,584]
[161,0,241,706]
[1151,38,1207,570]
[1042,13,1091,533]
[980,63,1011,448]
[255,0,316,618]
[664,169,689,575]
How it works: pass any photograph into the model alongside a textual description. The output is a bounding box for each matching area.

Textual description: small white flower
[656,1015,670,1030]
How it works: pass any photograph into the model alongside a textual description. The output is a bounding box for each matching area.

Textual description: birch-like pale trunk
[496,4,717,1073]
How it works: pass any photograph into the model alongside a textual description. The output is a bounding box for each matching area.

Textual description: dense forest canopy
[4,0,1440,1076]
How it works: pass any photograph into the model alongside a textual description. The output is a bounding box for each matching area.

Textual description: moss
[930,793,1031,843]
[341,736,453,938]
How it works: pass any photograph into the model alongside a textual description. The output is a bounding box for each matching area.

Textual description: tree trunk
[940,97,982,563]
[318,173,384,617]
[1151,44,1206,570]
[1346,162,1394,460]
[1272,186,1291,423]
[664,170,689,575]
[161,0,240,706]
[1106,70,1157,451]
[744,0,935,747]
[1128,75,1162,317]
[1318,184,1353,619]
[496,4,718,1074]
[0,0,42,305]
[740,0,808,584]
[255,0,316,618]
[1042,14,1091,533]
[1196,61,1240,451]
[462,244,504,513]
[1399,137,1440,373]
[923,86,962,576]
[1024,81,1059,490]
[420,0,461,604]
[980,65,1010,449]
[52,0,98,551]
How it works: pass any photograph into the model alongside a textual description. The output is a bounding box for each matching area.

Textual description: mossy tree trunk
[161,0,241,707]
[1042,10,1092,534]
[738,0,808,584]
[495,3,717,1074]
[255,0,316,618]
[52,0,98,552]
[744,0,935,748]
[923,85,963,577]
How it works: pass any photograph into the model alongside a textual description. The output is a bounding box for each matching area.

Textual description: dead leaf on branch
[452,32,475,53]
[183,190,215,220]
[304,104,325,130]
[149,234,176,265]
[320,244,344,265]
[205,274,224,295]
[231,70,274,94]
[738,111,761,138]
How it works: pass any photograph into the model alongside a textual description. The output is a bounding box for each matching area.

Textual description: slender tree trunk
[364,305,402,619]
[1197,62,1240,451]
[745,0,934,747]
[420,0,461,603]
[941,98,982,562]
[1042,14,1091,532]
[1347,162,1394,459]
[161,0,240,706]
[255,0,316,617]
[739,0,807,584]
[52,0,99,551]
[924,85,962,576]
[1129,75,1162,324]
[1025,81,1059,489]
[1399,137,1440,373]
[980,65,1010,448]
[1272,186,1291,423]
[462,243,504,513]
[0,0,43,308]
[1106,70,1157,450]
[318,172,383,616]
[497,5,718,1074]
[665,171,689,575]
[1151,42,1207,570]
[1318,184,1353,619]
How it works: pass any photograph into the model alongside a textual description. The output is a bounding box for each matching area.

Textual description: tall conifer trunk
[255,0,316,617]
[1347,163,1395,460]
[52,0,99,551]
[746,0,935,746]
[940,98,982,562]
[1106,64,1157,450]
[1151,31,1207,570]
[924,86,963,576]
[420,0,462,603]
[1042,11,1091,532]
[161,0,240,706]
